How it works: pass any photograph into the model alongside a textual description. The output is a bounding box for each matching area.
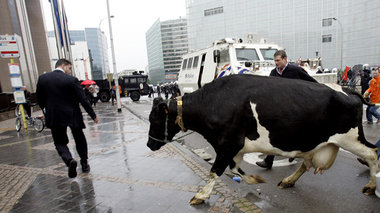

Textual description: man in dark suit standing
[256,50,318,169]
[37,59,98,178]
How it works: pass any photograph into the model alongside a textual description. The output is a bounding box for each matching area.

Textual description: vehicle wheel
[34,118,45,132]
[130,91,140,101]
[99,91,110,102]
[15,117,21,132]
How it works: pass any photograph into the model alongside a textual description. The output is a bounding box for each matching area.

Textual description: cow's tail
[342,87,374,106]
[342,88,377,148]
[358,126,377,149]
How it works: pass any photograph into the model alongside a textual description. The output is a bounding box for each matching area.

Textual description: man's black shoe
[289,158,295,162]
[68,159,77,178]
[82,163,90,173]
[256,160,273,169]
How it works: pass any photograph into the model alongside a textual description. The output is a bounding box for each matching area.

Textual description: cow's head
[147,97,181,151]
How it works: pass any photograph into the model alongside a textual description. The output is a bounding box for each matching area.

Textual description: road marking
[0,135,51,148]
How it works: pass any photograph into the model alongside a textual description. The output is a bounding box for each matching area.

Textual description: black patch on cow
[182,75,367,152]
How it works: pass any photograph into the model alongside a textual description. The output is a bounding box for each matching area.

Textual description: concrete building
[0,0,51,93]
[146,18,188,85]
[186,0,380,70]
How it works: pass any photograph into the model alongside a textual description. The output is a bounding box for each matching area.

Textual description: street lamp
[99,15,114,30]
[106,0,122,112]
[332,17,343,71]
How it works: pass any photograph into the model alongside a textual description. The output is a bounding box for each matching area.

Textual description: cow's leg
[335,136,378,195]
[230,152,266,184]
[278,161,308,188]
[190,172,218,205]
[190,141,242,205]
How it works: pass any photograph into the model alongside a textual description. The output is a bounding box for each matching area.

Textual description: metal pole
[333,18,343,71]
[106,0,122,112]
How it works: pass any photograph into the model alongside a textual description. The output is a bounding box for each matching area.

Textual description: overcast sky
[41,0,186,72]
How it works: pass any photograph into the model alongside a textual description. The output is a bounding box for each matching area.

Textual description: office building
[48,28,110,80]
[85,28,110,80]
[47,36,92,81]
[0,0,51,93]
[146,18,188,84]
[186,0,380,69]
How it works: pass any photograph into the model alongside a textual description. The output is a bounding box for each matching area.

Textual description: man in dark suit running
[37,59,98,178]
[256,50,318,169]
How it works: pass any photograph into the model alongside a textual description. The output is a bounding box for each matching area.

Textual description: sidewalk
[0,102,262,213]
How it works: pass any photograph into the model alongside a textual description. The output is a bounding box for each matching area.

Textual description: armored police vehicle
[178,37,336,95]
[96,72,150,102]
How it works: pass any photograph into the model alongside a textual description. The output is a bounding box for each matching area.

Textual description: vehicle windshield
[236,48,259,61]
[260,48,278,60]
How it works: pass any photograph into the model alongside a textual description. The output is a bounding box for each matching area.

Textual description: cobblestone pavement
[0,102,263,213]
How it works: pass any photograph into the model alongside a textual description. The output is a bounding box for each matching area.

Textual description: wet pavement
[0,98,263,213]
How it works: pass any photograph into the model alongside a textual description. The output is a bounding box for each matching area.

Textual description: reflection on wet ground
[0,102,260,213]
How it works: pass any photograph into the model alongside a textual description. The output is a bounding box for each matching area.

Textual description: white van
[178,37,336,94]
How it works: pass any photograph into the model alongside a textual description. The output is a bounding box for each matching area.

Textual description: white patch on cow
[239,103,362,172]
[323,83,348,96]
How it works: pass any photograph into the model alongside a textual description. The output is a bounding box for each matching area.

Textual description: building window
[204,6,223,16]
[322,34,332,43]
[322,18,332,27]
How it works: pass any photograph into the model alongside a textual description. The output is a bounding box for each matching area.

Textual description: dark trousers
[51,126,88,167]
[264,155,275,163]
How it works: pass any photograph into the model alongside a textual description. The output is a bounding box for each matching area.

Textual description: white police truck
[178,37,336,95]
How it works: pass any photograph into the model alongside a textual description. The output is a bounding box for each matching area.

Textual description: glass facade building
[48,29,110,80]
[186,0,380,69]
[85,28,109,80]
[146,18,188,84]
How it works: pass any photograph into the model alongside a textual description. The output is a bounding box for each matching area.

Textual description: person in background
[157,84,161,97]
[21,86,31,118]
[36,59,98,178]
[111,85,121,105]
[363,68,380,124]
[360,64,371,95]
[256,50,318,169]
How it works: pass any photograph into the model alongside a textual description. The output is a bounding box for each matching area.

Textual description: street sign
[9,63,22,89]
[13,90,26,104]
[0,35,19,58]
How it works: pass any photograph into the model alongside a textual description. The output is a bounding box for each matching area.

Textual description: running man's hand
[94,117,99,123]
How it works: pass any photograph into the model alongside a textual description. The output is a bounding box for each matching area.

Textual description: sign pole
[10,58,27,131]
[1,34,26,131]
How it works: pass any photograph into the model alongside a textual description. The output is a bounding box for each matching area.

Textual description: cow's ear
[158,102,169,115]
[153,97,163,108]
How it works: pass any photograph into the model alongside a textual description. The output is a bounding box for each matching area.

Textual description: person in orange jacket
[363,68,380,124]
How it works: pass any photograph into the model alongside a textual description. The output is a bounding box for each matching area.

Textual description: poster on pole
[9,63,20,74]
[13,90,26,104]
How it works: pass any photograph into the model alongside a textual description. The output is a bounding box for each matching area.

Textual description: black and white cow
[147,74,378,205]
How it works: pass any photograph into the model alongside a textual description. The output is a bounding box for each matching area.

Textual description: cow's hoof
[362,186,376,195]
[189,196,205,205]
[277,181,295,189]
[243,175,266,184]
